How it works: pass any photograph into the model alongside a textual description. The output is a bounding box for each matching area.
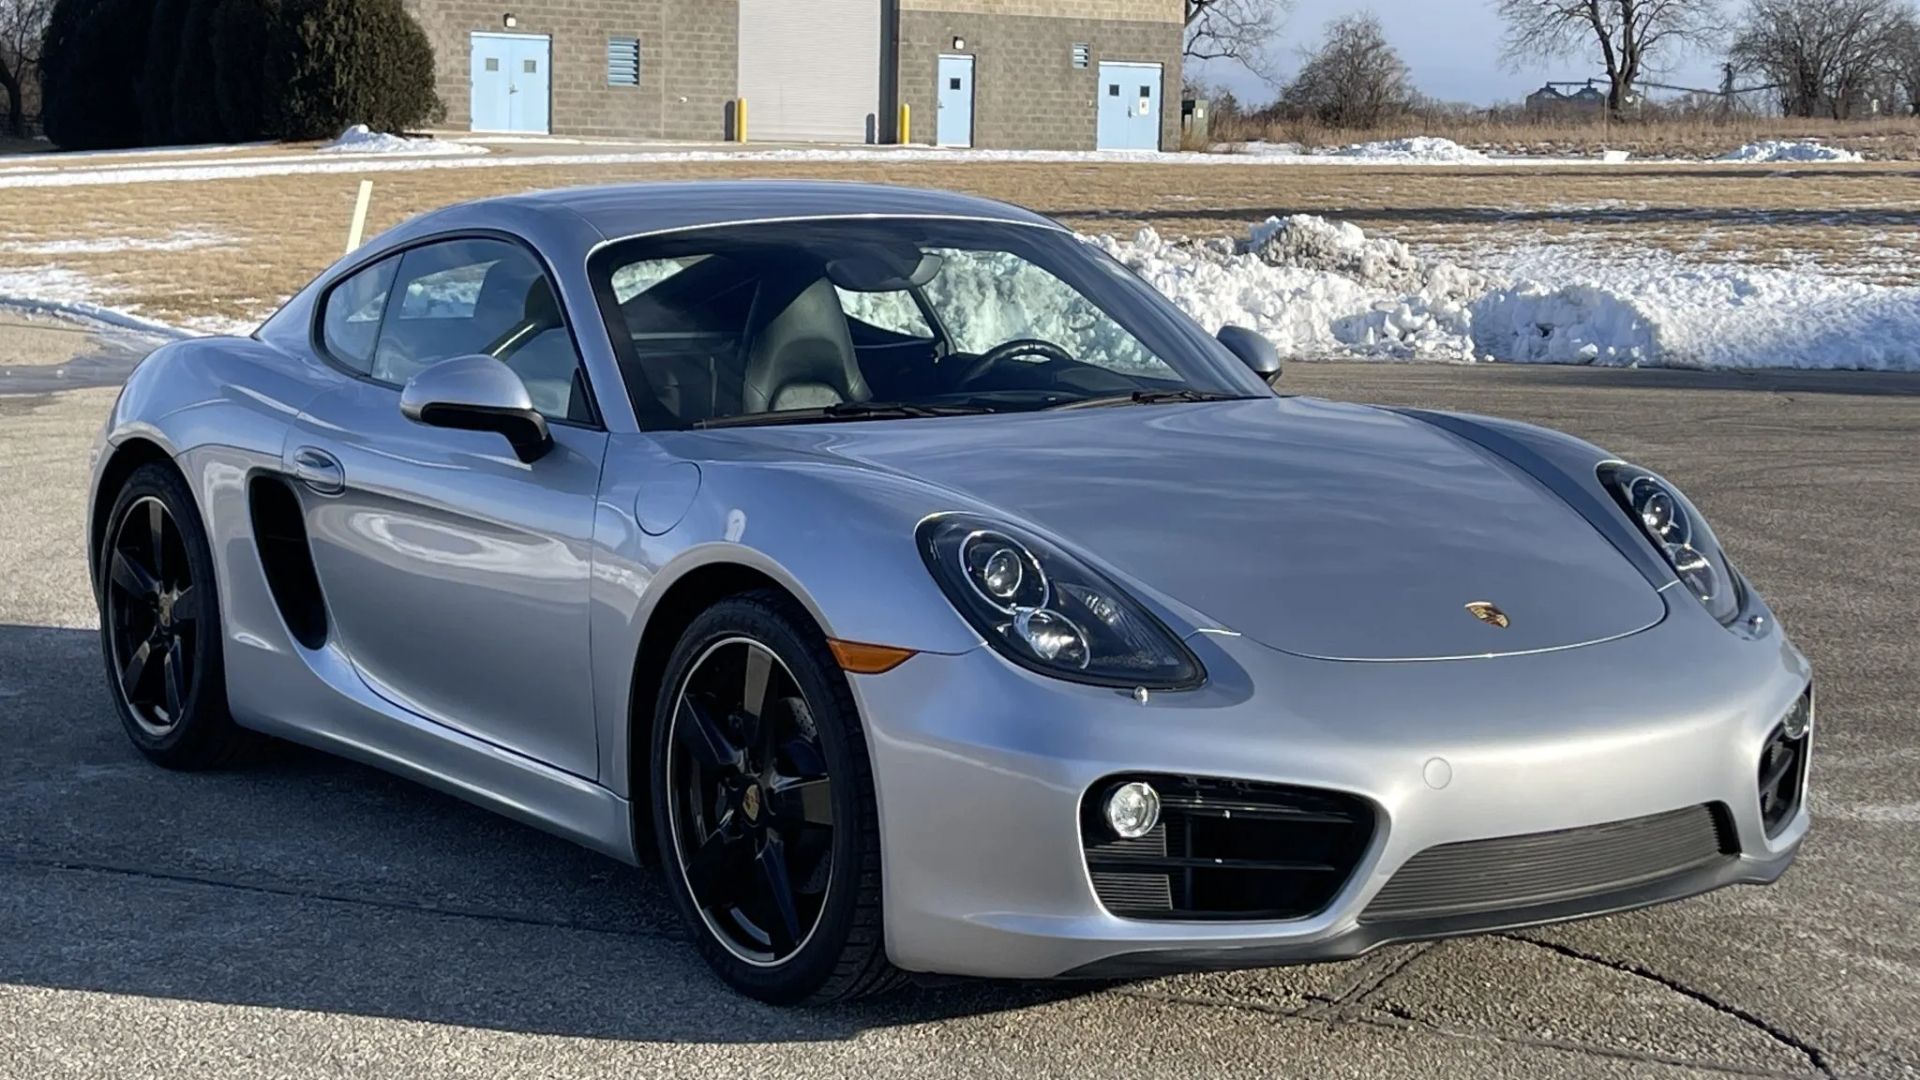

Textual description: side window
[318,257,398,375]
[371,238,589,422]
[835,287,932,338]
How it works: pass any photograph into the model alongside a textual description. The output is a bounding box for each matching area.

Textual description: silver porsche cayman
[87,182,1812,1004]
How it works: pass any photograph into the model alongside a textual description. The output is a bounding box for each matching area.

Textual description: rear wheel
[650,590,901,1003]
[98,463,261,769]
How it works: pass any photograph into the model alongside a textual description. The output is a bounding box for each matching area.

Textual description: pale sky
[1190,0,1727,107]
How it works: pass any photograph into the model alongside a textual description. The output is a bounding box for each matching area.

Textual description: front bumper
[848,595,1812,980]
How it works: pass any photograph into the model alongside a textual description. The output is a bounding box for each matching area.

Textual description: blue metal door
[470,33,550,134]
[936,54,974,148]
[1096,62,1162,151]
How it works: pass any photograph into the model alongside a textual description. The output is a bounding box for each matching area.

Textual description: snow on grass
[1099,215,1920,370]
[318,125,489,157]
[1716,140,1863,163]
[0,143,1620,190]
[0,228,232,255]
[1326,137,1490,164]
[0,266,190,341]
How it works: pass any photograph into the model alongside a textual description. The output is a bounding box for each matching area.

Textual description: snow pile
[1716,140,1862,163]
[318,125,487,156]
[1094,215,1488,361]
[1325,137,1489,164]
[1097,214,1920,370]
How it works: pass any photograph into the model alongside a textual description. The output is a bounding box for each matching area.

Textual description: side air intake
[248,476,329,649]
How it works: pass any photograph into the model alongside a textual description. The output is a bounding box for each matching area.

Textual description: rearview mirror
[1217,325,1282,381]
[399,355,552,463]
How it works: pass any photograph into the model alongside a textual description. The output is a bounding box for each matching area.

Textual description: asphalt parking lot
[3,315,1917,1078]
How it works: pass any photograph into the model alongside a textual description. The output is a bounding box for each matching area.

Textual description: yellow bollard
[345,180,373,255]
[898,103,911,145]
[736,98,748,143]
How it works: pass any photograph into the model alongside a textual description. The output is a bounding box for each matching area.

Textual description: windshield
[588,217,1269,429]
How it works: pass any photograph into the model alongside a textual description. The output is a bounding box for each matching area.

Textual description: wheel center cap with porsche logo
[1465,601,1511,628]
[741,782,763,822]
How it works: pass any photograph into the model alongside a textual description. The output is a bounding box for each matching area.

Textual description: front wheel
[97,462,263,769]
[649,590,901,1003]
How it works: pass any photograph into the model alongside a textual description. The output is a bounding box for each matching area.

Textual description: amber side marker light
[828,639,918,674]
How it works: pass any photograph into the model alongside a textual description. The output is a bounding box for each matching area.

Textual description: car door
[287,236,606,777]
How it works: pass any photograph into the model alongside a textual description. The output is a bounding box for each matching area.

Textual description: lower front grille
[1081,775,1375,921]
[1361,803,1738,924]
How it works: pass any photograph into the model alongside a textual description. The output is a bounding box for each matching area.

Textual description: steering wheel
[953,338,1077,389]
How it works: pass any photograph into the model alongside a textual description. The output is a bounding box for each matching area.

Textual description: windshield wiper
[1047,389,1262,411]
[692,400,999,429]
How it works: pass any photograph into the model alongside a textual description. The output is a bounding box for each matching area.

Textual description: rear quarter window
[318,257,398,374]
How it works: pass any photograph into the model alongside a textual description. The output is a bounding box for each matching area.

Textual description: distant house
[1525,84,1607,114]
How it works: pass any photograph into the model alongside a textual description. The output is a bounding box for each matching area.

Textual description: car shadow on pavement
[0,623,1101,1043]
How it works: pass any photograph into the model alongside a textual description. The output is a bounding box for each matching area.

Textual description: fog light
[1783,692,1812,740]
[1104,781,1160,839]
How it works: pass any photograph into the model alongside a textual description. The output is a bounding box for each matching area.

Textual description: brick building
[402,0,1183,150]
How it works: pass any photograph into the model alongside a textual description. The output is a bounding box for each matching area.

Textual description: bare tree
[0,0,51,136]
[1281,12,1416,128]
[1895,11,1920,115]
[1731,0,1913,117]
[1495,0,1723,115]
[1186,0,1290,81]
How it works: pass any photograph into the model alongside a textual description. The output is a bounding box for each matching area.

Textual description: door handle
[291,447,346,495]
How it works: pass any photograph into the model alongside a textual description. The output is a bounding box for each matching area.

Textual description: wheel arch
[89,437,182,593]
[624,560,826,861]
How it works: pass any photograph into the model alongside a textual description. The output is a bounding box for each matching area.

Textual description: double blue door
[937,55,974,147]
[1096,62,1162,151]
[470,33,551,134]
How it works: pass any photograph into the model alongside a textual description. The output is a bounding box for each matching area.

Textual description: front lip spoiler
[1059,843,1798,979]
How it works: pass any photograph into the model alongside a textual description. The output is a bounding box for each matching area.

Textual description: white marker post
[345,180,374,254]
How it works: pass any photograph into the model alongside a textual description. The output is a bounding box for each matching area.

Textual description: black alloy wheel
[98,462,261,769]
[105,496,198,736]
[651,590,901,1003]
[667,636,835,966]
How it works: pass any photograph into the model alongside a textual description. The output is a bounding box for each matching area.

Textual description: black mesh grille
[1081,776,1375,921]
[1361,803,1738,924]
[1760,689,1811,838]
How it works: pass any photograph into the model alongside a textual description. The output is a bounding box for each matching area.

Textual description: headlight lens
[918,515,1204,689]
[1600,464,1742,625]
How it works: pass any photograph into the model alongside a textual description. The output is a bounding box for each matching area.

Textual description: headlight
[918,515,1204,689]
[1599,464,1742,625]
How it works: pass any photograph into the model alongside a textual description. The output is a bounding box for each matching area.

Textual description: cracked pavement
[2,322,1916,1078]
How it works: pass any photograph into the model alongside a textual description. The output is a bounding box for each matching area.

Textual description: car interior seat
[740,267,871,414]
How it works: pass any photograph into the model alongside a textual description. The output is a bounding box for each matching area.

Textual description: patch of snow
[1716,139,1863,163]
[0,143,1615,191]
[1325,137,1490,164]
[1099,214,1920,370]
[318,125,488,157]
[0,266,189,341]
[0,228,232,255]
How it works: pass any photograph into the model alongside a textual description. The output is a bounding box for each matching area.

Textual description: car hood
[705,397,1666,661]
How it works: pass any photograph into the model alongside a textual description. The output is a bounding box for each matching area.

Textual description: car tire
[649,589,904,1004]
[97,462,264,770]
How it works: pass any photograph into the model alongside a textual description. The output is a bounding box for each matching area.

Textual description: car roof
[407,180,1067,248]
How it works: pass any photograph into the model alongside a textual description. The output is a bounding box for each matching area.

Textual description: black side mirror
[400,355,553,463]
[1217,325,1282,382]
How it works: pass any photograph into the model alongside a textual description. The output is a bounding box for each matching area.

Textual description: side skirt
[229,638,639,865]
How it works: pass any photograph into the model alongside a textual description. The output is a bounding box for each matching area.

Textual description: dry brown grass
[1213,113,1920,161]
[1,154,1916,329]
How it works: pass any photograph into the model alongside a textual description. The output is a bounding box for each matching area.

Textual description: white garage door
[737,0,882,143]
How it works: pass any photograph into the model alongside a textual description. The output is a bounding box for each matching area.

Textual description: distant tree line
[36,0,441,150]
